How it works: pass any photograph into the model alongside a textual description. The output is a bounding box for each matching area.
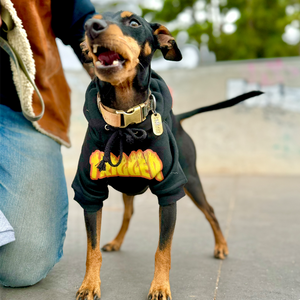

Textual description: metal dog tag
[151,113,163,136]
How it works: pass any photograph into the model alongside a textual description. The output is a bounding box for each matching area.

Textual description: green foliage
[140,0,300,61]
[154,0,198,22]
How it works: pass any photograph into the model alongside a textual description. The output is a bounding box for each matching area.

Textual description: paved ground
[1,67,300,300]
[1,175,299,300]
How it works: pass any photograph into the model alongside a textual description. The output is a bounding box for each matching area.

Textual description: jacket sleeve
[51,0,97,60]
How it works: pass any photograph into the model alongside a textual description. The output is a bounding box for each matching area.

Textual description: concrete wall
[63,57,300,176]
[159,57,300,175]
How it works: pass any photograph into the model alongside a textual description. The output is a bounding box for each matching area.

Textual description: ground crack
[213,177,237,300]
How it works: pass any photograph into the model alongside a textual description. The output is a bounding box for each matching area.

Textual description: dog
[72,11,262,300]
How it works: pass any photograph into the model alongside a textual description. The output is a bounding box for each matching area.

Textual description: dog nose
[85,19,108,39]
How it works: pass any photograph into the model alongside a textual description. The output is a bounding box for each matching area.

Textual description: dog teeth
[95,61,102,67]
[112,60,119,65]
[93,45,98,53]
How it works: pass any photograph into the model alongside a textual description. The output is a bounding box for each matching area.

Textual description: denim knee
[0,105,68,287]
[0,242,60,287]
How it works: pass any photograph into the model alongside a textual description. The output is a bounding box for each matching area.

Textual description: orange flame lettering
[136,149,151,179]
[89,150,104,180]
[89,149,164,181]
[116,153,129,176]
[127,151,141,177]
[144,149,164,181]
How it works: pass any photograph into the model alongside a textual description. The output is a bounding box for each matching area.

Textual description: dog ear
[151,24,182,61]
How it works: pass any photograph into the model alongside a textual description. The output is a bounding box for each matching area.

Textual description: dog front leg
[77,209,102,300]
[148,203,177,300]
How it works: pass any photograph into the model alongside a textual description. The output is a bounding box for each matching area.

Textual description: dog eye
[129,19,141,27]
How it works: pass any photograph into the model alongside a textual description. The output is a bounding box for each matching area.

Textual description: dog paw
[101,240,121,252]
[76,281,101,300]
[214,242,229,260]
[148,282,172,300]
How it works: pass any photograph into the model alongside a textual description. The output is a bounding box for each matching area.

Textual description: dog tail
[175,91,263,122]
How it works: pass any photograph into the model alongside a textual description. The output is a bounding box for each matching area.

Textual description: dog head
[82,11,182,86]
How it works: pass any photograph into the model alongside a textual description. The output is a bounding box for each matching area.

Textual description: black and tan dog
[72,11,262,300]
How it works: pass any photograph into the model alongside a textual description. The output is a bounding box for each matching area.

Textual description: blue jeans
[0,105,68,287]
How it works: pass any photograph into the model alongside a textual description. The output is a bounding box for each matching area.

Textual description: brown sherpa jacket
[2,0,71,146]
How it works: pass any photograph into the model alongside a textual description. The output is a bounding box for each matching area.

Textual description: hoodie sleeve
[149,124,187,206]
[72,129,109,213]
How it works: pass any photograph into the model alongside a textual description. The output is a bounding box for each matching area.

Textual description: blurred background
[58,0,300,176]
[94,0,300,62]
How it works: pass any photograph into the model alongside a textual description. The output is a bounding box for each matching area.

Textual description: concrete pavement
[1,175,299,300]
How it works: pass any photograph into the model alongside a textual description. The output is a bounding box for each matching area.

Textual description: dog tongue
[98,50,121,65]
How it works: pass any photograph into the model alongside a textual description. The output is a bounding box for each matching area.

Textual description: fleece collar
[1,0,36,119]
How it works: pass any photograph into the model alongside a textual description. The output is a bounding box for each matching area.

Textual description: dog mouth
[92,45,126,69]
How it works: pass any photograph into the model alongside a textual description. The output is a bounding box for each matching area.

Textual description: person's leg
[0,105,68,287]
